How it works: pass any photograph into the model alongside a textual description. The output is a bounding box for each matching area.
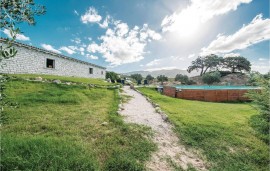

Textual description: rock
[161,114,169,122]
[65,82,72,85]
[101,122,108,126]
[35,77,43,81]
[53,79,61,84]
[153,103,159,107]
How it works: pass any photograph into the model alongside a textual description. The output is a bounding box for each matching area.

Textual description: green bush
[202,71,221,85]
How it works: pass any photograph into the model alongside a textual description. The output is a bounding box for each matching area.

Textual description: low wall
[163,87,250,102]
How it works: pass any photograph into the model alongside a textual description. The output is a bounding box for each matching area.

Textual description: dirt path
[119,86,207,171]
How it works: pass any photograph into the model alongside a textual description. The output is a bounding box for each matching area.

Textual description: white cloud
[41,44,61,54]
[146,59,161,67]
[71,37,81,44]
[3,29,30,41]
[161,0,252,35]
[86,21,161,66]
[86,54,98,60]
[74,10,79,16]
[98,15,110,28]
[59,46,76,54]
[259,58,267,61]
[188,54,195,59]
[223,53,241,58]
[201,14,270,55]
[81,7,102,24]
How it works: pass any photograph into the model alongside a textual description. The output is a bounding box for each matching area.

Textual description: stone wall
[0,44,106,79]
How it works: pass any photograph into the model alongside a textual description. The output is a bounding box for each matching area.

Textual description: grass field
[1,78,156,170]
[137,87,269,171]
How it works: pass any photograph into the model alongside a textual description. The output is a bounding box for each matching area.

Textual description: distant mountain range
[122,69,199,78]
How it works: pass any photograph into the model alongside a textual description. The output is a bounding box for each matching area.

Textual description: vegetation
[145,74,154,83]
[246,73,270,143]
[187,54,222,76]
[1,78,156,170]
[157,75,168,84]
[137,87,269,171]
[187,55,251,76]
[175,74,189,84]
[106,71,119,83]
[223,56,251,73]
[202,71,221,85]
[130,74,143,82]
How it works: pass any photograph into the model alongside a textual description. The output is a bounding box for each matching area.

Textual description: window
[89,68,93,74]
[101,71,104,75]
[46,59,55,68]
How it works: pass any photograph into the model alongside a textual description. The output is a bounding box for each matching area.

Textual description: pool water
[173,85,259,90]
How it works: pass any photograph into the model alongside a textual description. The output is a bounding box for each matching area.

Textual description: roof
[0,38,106,69]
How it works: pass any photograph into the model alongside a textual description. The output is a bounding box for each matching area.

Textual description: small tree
[106,71,119,82]
[246,74,269,143]
[175,74,189,84]
[130,74,143,82]
[202,71,221,85]
[222,56,251,73]
[157,75,168,85]
[146,74,154,82]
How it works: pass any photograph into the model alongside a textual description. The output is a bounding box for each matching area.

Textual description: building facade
[0,40,106,79]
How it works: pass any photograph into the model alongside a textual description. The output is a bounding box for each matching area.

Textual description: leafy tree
[0,0,46,59]
[202,71,221,85]
[0,0,45,118]
[106,71,119,82]
[157,75,168,85]
[246,75,269,143]
[175,74,189,84]
[145,74,154,82]
[130,74,143,82]
[187,54,222,76]
[222,56,251,73]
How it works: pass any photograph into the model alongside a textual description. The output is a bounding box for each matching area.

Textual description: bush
[175,74,189,84]
[202,71,221,85]
[246,76,270,144]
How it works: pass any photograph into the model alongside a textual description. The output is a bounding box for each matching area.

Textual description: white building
[0,39,106,79]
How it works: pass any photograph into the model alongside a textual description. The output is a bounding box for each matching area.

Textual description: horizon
[1,0,269,74]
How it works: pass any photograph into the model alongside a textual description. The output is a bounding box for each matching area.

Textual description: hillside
[123,69,199,78]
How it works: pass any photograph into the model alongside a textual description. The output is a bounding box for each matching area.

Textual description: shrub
[175,74,189,84]
[202,71,221,85]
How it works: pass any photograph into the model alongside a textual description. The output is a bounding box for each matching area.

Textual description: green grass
[137,87,269,171]
[1,79,156,170]
[8,74,112,85]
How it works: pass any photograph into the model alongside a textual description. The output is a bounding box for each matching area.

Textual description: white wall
[0,45,106,79]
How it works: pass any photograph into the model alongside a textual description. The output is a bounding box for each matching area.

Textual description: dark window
[101,71,104,75]
[46,59,55,68]
[89,68,93,74]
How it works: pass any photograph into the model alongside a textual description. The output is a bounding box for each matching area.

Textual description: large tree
[106,71,119,82]
[187,54,222,76]
[0,0,46,59]
[222,56,251,73]
[145,74,154,82]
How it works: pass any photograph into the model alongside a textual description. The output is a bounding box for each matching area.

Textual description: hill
[123,69,199,78]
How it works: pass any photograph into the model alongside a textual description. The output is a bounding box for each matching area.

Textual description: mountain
[122,69,199,78]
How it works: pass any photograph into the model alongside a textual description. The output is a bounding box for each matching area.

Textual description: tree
[187,54,222,76]
[157,75,168,85]
[175,74,189,84]
[106,71,119,82]
[222,56,251,73]
[0,0,45,118]
[0,0,46,59]
[130,74,143,82]
[246,74,269,143]
[202,71,221,85]
[145,74,154,82]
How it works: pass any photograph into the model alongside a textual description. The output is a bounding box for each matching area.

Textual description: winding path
[120,86,207,171]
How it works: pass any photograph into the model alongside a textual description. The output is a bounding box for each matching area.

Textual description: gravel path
[120,86,207,171]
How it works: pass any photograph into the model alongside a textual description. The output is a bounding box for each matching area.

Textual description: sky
[1,0,270,73]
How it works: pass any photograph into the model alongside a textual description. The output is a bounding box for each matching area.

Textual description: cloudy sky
[2,0,269,73]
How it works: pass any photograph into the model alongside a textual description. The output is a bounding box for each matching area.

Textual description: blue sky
[2,0,269,73]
